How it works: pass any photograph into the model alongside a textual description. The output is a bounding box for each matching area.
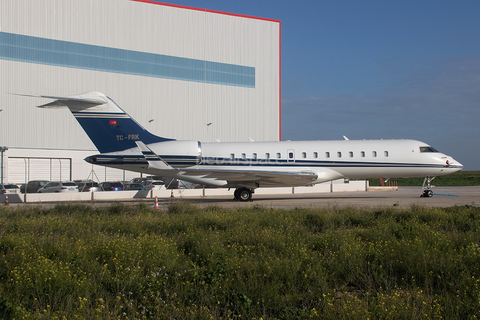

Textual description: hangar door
[8,157,72,183]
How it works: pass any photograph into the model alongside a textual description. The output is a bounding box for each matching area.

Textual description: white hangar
[0,0,281,184]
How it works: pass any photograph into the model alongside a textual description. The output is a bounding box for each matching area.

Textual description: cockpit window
[420,146,439,153]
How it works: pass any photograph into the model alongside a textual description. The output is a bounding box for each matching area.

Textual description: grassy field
[1,202,480,319]
[368,170,480,186]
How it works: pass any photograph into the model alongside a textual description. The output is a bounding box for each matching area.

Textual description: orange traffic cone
[4,194,9,206]
[154,196,159,210]
[170,190,175,198]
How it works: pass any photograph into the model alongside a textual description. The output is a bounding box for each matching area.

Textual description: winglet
[136,141,173,170]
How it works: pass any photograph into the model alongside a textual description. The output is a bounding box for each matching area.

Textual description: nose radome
[450,158,463,171]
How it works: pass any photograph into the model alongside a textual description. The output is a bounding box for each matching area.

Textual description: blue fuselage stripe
[90,155,446,169]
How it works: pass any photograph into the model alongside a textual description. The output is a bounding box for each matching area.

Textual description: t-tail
[24,91,173,153]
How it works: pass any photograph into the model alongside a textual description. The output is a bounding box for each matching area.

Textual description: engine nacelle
[147,140,202,167]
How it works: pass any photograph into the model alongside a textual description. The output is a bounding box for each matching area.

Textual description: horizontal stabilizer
[136,141,173,170]
[12,92,108,109]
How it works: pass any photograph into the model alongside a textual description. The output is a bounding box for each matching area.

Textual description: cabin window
[242,153,246,160]
[265,153,270,160]
[337,152,342,158]
[288,152,294,159]
[277,152,281,159]
[313,152,318,158]
[325,152,330,158]
[302,152,307,158]
[230,153,234,160]
[360,151,365,157]
[349,151,354,157]
[253,153,257,160]
[384,151,389,157]
[372,151,377,157]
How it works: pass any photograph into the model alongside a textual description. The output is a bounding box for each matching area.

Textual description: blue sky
[153,1,480,170]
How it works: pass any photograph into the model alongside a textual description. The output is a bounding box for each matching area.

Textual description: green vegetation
[368,170,480,186]
[1,202,480,319]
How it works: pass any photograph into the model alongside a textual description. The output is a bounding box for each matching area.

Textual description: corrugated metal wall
[0,0,280,183]
[0,0,280,150]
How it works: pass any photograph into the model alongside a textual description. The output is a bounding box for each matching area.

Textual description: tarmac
[183,186,480,210]
[3,186,479,210]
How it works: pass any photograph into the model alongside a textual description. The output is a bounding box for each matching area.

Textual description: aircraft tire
[233,189,240,201]
[422,190,433,197]
[236,188,252,202]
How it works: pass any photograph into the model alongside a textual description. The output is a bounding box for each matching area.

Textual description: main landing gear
[421,176,435,197]
[233,187,253,202]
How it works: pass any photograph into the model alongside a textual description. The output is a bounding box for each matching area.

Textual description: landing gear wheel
[239,189,252,202]
[233,189,240,201]
[422,189,434,197]
[234,187,252,202]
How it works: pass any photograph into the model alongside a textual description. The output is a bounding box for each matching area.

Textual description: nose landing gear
[421,177,435,197]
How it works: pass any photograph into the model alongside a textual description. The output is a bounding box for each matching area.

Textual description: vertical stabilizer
[30,91,174,153]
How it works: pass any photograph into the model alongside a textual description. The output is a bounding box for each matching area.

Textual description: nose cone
[447,158,463,172]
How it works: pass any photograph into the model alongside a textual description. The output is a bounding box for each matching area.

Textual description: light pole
[0,146,8,184]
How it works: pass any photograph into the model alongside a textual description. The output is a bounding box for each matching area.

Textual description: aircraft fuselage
[85,139,462,188]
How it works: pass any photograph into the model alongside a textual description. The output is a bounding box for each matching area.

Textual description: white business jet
[23,91,462,201]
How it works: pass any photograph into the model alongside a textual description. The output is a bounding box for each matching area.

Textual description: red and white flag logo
[110,120,117,125]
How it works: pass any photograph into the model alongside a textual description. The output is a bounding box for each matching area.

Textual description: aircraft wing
[179,168,319,187]
[136,140,319,187]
